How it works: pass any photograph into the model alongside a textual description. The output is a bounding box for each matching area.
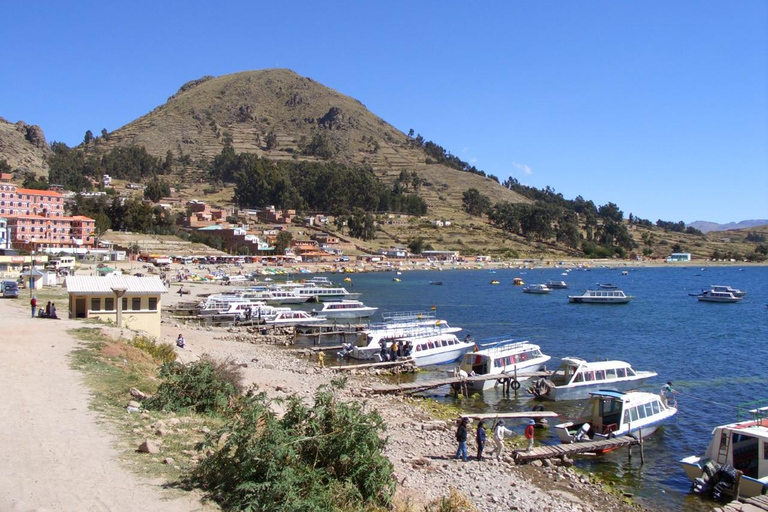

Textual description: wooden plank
[330,358,415,371]
[461,411,559,420]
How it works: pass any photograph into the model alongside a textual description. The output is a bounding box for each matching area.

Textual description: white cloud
[512,162,533,176]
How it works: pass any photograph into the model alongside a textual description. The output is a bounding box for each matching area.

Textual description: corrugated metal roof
[65,276,168,295]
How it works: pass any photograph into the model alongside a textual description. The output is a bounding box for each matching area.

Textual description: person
[661,381,679,407]
[317,350,325,368]
[30,296,37,318]
[476,421,487,461]
[455,417,469,462]
[49,302,58,319]
[525,419,536,452]
[402,340,412,357]
[490,420,516,461]
[389,341,399,362]
[176,334,186,348]
[178,286,184,296]
[379,339,389,362]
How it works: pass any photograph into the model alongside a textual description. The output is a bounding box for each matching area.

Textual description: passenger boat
[405,332,476,366]
[348,311,461,361]
[553,390,677,450]
[697,289,743,303]
[710,285,746,297]
[490,280,500,285]
[513,277,525,286]
[546,280,568,289]
[312,299,378,319]
[523,284,551,294]
[528,357,658,401]
[278,283,360,302]
[197,295,268,315]
[458,339,551,391]
[568,288,634,304]
[680,406,768,500]
[266,310,326,325]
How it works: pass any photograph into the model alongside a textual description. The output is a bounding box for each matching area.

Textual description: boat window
[596,370,605,381]
[644,403,654,417]
[617,368,626,378]
[731,433,759,478]
[652,401,660,415]
[427,342,435,349]
[624,410,630,423]
[415,345,421,352]
[573,373,583,383]
[605,369,617,380]
[764,442,768,460]
[630,407,639,422]
[626,368,636,376]
[441,340,447,347]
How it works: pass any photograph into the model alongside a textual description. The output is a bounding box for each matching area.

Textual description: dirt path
[0,298,210,512]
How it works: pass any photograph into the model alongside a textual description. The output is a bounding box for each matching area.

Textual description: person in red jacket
[525,419,536,452]
[30,296,37,318]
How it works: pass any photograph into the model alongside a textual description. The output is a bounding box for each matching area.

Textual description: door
[75,298,87,318]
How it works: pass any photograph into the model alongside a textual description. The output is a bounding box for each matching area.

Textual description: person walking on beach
[490,420,515,461]
[525,419,536,452]
[476,420,487,461]
[30,296,37,318]
[454,417,469,462]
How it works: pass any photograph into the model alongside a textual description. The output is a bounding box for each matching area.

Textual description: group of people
[378,339,413,362]
[455,417,536,462]
[30,296,58,319]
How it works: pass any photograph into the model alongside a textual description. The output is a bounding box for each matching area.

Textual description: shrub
[144,355,244,414]
[424,488,480,512]
[193,379,395,512]
[129,335,176,364]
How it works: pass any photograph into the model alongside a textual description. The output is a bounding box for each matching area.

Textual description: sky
[2,1,766,224]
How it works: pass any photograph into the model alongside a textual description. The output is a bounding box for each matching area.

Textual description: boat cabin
[555,358,639,385]
[461,342,546,376]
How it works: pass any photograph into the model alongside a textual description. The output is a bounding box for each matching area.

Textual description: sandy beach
[0,273,654,512]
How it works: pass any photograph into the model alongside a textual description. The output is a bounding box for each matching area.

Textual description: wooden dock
[513,437,641,464]
[360,371,549,395]
[717,495,768,512]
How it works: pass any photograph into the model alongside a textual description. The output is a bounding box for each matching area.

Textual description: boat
[490,280,500,285]
[680,406,768,500]
[528,357,658,401]
[553,390,677,450]
[312,299,378,319]
[404,332,476,366]
[696,289,743,303]
[429,281,443,286]
[266,310,326,325]
[513,277,525,286]
[710,285,746,297]
[393,277,401,282]
[279,283,360,302]
[458,339,551,391]
[523,284,551,294]
[348,311,461,361]
[568,288,634,304]
[546,280,568,289]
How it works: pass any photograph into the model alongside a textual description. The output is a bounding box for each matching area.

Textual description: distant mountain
[688,219,768,233]
[0,117,52,178]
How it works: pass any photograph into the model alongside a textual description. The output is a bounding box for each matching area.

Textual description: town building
[666,252,691,262]
[0,217,9,250]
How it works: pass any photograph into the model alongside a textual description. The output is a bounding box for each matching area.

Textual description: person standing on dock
[476,421,487,461]
[454,417,469,462]
[525,419,536,451]
[490,420,515,461]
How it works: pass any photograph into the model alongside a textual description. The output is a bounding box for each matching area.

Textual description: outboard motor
[711,465,738,502]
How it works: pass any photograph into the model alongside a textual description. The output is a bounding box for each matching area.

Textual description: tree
[83,130,94,145]
[0,158,11,173]
[408,237,424,254]
[100,128,109,140]
[408,128,414,138]
[265,130,278,150]
[144,177,171,202]
[598,202,623,222]
[462,188,491,217]
[274,230,293,255]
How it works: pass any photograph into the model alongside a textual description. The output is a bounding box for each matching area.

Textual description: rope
[678,393,740,410]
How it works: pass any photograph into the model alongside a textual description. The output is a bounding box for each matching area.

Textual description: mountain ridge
[688,219,768,233]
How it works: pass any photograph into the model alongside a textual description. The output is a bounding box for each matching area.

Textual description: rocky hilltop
[0,117,51,177]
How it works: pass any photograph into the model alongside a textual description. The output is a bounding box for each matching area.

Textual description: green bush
[193,379,395,512]
[144,355,243,414]
[130,335,177,363]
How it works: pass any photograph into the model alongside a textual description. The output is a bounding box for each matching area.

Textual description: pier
[716,495,768,512]
[359,371,549,395]
[513,437,642,464]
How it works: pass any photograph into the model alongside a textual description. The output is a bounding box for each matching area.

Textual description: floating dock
[513,437,642,464]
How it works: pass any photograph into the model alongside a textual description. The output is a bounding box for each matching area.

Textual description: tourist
[454,417,469,462]
[49,302,58,319]
[525,419,536,452]
[490,420,515,461]
[317,350,325,368]
[389,341,399,362]
[379,339,389,362]
[30,296,37,318]
[45,301,52,318]
[176,334,186,348]
[476,421,487,461]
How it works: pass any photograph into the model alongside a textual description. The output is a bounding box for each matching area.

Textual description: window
[90,298,101,311]
[652,401,660,415]
[132,297,141,310]
[104,297,114,311]
[644,403,654,417]
[122,297,128,311]
[630,407,639,422]
[148,297,158,310]
[606,369,617,379]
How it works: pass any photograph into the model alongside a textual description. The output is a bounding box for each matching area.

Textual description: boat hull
[568,297,632,304]
[466,361,549,391]
[413,344,474,366]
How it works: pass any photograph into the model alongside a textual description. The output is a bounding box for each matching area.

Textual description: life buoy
[511,379,521,390]
[497,377,509,386]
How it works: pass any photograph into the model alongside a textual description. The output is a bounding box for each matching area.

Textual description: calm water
[303,266,768,511]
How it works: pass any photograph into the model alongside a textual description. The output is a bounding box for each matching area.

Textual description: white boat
[546,280,568,289]
[293,284,361,302]
[697,289,743,303]
[458,339,551,391]
[568,288,633,304]
[710,285,746,297]
[523,284,551,294]
[528,357,658,401]
[233,288,311,305]
[348,311,461,361]
[406,332,476,366]
[266,310,326,325]
[200,300,288,321]
[198,295,268,315]
[312,300,378,319]
[553,390,677,451]
[680,406,768,500]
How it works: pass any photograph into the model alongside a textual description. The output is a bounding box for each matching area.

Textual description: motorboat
[513,277,525,286]
[680,406,768,500]
[568,288,633,304]
[348,311,461,361]
[696,289,743,303]
[404,332,476,366]
[710,285,746,297]
[266,310,326,325]
[490,280,500,285]
[458,339,551,391]
[279,283,360,302]
[546,280,568,289]
[312,299,378,319]
[553,390,677,451]
[528,357,658,401]
[523,284,551,294]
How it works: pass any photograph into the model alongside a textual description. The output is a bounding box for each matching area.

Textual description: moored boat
[697,288,743,303]
[568,287,633,304]
[528,357,658,401]
[458,339,551,391]
[680,406,768,500]
[546,280,568,289]
[266,309,326,325]
[710,285,746,297]
[312,299,378,319]
[553,390,677,451]
[523,284,551,294]
[513,277,525,286]
[405,332,476,366]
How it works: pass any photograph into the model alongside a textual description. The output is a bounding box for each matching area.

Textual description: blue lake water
[303,265,768,511]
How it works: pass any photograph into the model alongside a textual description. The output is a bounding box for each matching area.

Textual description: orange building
[0,183,95,251]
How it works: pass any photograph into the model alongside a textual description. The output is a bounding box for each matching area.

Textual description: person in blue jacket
[454,417,469,462]
[476,421,487,461]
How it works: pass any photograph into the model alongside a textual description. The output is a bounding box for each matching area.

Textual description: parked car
[1,280,20,298]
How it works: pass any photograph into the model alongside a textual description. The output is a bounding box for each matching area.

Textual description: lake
[303,265,768,511]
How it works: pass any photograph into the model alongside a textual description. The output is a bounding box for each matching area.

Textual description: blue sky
[2,1,766,224]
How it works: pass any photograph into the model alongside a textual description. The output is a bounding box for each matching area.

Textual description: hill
[0,117,51,178]
[688,219,768,233]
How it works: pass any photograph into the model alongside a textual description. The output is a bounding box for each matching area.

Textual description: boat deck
[513,437,641,464]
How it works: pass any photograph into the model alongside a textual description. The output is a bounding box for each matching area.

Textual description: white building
[0,217,9,249]
[666,252,691,262]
